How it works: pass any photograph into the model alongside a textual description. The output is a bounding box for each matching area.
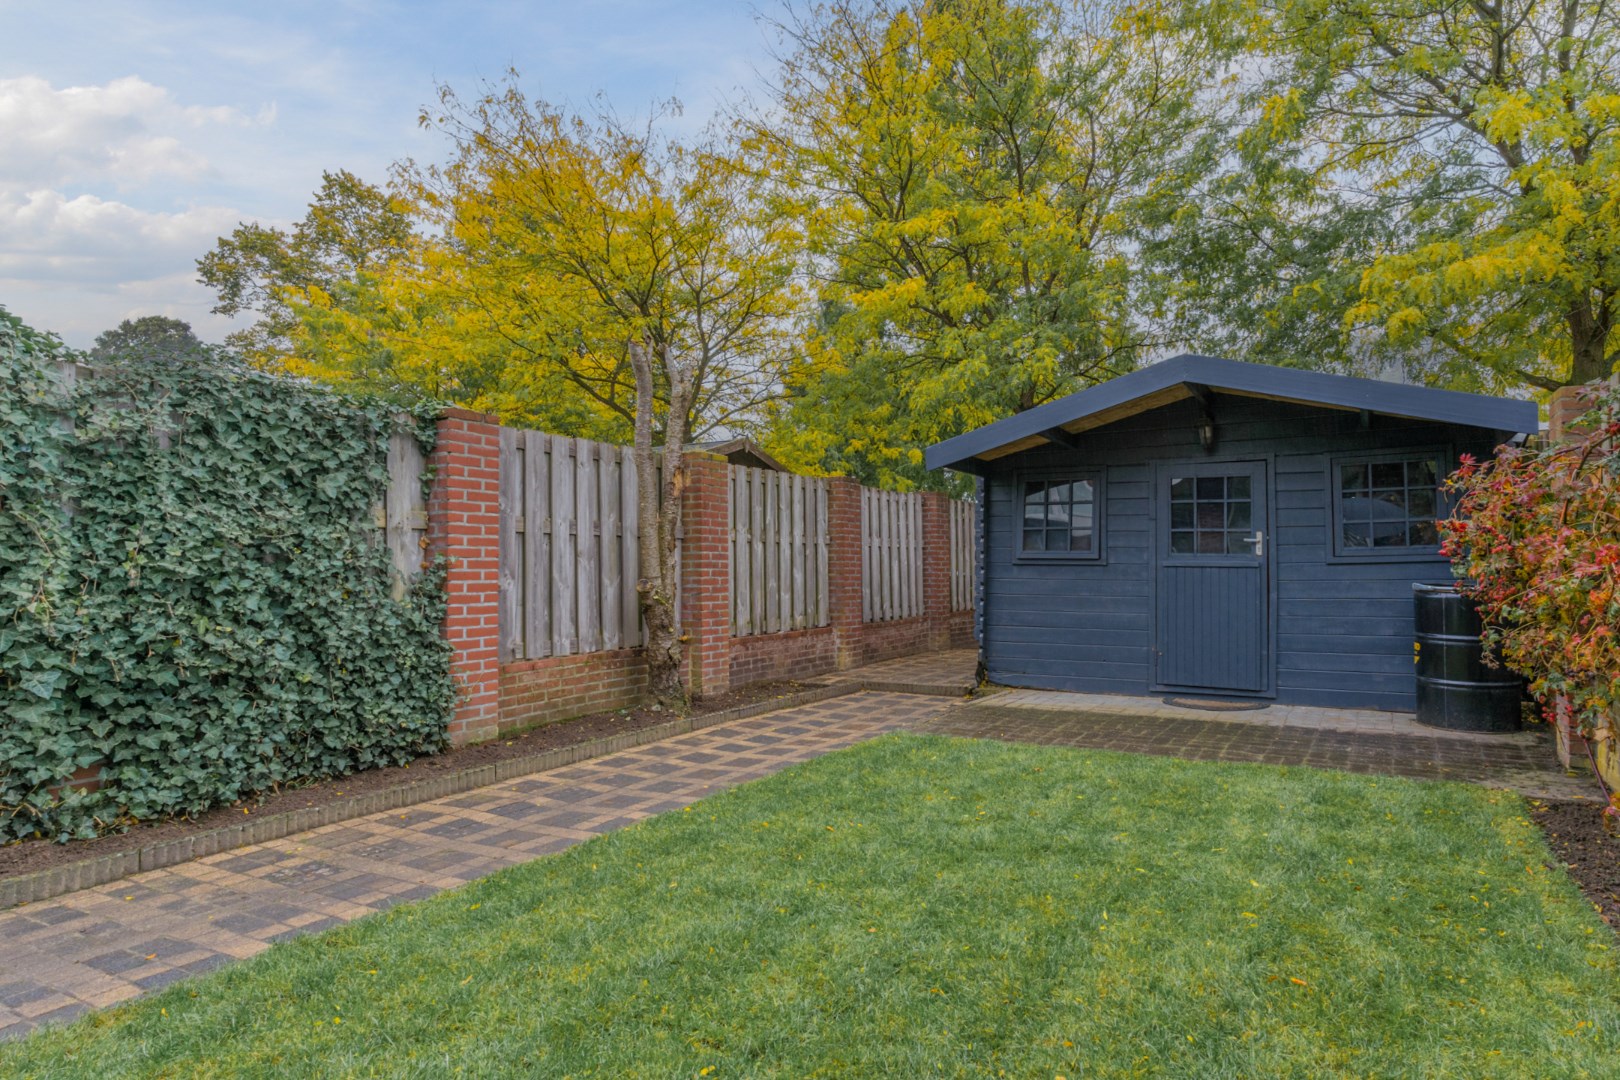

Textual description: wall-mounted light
[1198,418,1216,452]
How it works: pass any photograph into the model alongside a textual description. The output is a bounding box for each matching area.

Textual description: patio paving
[1,649,1598,1043]
[988,686,1529,740]
[0,691,952,1041]
[916,698,1601,802]
[828,647,978,695]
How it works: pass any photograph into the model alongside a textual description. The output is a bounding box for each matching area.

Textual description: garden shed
[926,355,1539,711]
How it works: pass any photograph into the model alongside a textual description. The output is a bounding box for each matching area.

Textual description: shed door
[1155,461,1270,694]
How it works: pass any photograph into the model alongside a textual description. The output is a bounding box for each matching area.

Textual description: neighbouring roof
[925,354,1540,473]
[691,436,792,473]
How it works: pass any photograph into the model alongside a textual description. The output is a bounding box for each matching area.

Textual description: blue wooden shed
[925,356,1539,711]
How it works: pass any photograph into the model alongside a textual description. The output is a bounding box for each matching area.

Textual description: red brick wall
[499,649,648,735]
[730,626,838,686]
[920,492,953,649]
[427,419,975,744]
[825,477,866,669]
[429,409,503,747]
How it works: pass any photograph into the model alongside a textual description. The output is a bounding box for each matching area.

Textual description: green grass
[4,735,1616,1078]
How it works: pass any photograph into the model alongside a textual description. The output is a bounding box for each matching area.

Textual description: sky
[0,1,779,348]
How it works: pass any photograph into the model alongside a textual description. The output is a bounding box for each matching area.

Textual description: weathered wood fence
[496,430,643,661]
[949,497,974,612]
[729,467,830,635]
[862,488,924,623]
[380,431,429,592]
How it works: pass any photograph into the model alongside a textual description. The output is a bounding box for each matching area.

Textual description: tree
[196,170,415,365]
[405,81,800,706]
[88,316,210,366]
[751,0,1228,487]
[1241,0,1620,391]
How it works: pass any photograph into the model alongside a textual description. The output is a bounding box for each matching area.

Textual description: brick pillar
[679,452,732,699]
[826,477,865,670]
[428,408,502,747]
[920,491,953,649]
[1548,384,1590,443]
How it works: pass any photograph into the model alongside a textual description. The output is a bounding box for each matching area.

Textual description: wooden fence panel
[498,427,523,660]
[523,430,551,657]
[601,447,623,651]
[861,487,924,623]
[575,440,601,654]
[493,428,649,661]
[949,497,975,611]
[733,467,753,637]
[620,446,641,646]
[729,466,829,636]
[383,429,428,599]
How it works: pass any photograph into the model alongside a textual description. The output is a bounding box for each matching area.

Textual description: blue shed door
[1155,461,1270,693]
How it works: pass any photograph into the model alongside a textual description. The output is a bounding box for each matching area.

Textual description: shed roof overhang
[925,354,1540,474]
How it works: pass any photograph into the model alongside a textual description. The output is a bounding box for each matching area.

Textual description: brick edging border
[1,683,859,910]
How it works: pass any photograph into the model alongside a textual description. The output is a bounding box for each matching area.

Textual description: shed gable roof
[925,354,1539,472]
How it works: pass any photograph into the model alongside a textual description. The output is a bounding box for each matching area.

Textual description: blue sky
[0,1,779,346]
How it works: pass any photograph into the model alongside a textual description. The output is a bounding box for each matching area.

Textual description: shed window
[1020,475,1100,558]
[1332,453,1443,556]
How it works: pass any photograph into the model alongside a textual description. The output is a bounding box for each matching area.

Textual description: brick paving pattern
[0,692,950,1041]
[2,655,1600,1043]
[989,687,1529,740]
[835,648,978,694]
[916,700,1601,802]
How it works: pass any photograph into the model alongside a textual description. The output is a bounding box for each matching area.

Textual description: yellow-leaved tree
[1248,0,1620,390]
[392,82,801,706]
[749,0,1230,487]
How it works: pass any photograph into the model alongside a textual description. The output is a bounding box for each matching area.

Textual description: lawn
[3,734,1615,1078]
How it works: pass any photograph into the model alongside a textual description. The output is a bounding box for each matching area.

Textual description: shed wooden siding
[979,394,1501,711]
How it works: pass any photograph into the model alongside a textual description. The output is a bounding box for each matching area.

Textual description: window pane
[1045,502,1070,528]
[1340,464,1368,493]
[1196,504,1226,529]
[1170,502,1193,528]
[1046,482,1070,507]
[1343,521,1371,548]
[1023,529,1045,552]
[1197,530,1226,554]
[1170,530,1194,553]
[1408,459,1438,487]
[1071,503,1094,529]
[1372,462,1405,488]
[1070,528,1093,552]
[1197,476,1224,500]
[1024,481,1046,505]
[1409,520,1439,546]
[1373,489,1408,513]
[1228,476,1251,499]
[1226,532,1253,555]
[1024,511,1047,534]
[1046,528,1070,552]
[1069,479,1094,506]
[1407,487,1436,518]
[1372,522,1405,547]
[1170,477,1192,500]
[1226,502,1251,529]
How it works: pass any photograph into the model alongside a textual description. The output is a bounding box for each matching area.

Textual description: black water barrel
[1413,584,1523,732]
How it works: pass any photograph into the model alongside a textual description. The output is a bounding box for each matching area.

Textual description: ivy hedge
[0,307,455,842]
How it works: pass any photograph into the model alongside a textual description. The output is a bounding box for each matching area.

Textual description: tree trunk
[1567,293,1613,387]
[629,338,692,711]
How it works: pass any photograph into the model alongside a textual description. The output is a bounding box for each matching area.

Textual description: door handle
[1242,530,1265,557]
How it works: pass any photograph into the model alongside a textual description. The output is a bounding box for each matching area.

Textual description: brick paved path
[915,701,1600,801]
[1,674,1597,1042]
[0,692,951,1040]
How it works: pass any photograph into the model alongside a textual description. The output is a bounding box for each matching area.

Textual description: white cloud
[0,76,282,344]
[0,75,273,191]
